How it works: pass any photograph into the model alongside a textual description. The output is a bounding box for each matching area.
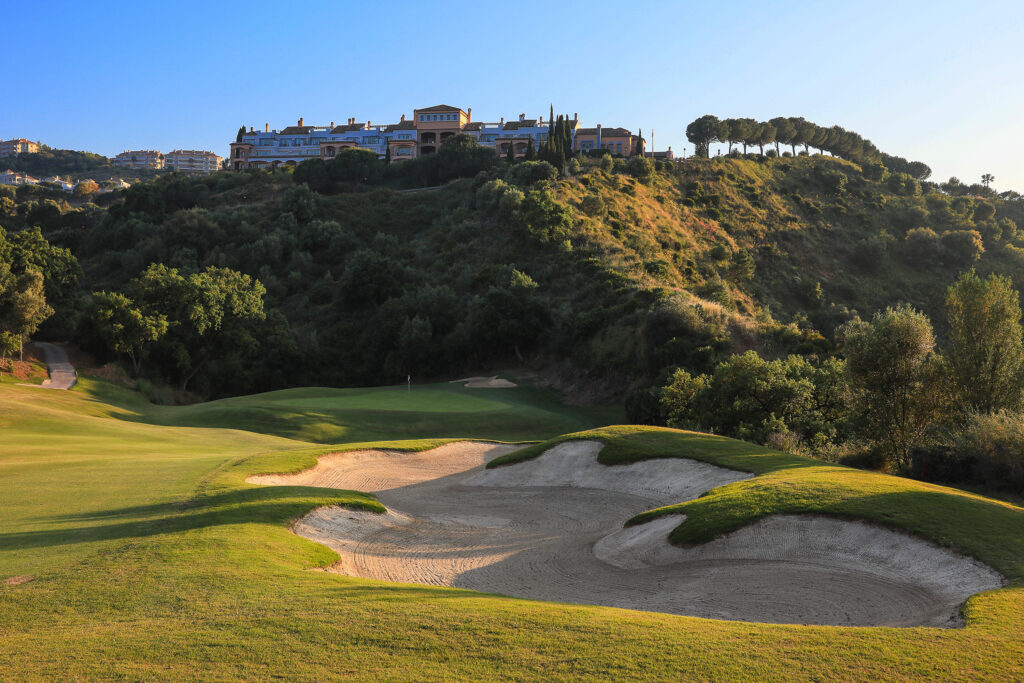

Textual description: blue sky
[6,0,1023,190]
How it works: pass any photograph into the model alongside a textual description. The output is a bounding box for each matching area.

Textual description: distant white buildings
[164,149,221,173]
[0,169,131,193]
[0,169,39,185]
[0,138,40,158]
[113,149,222,173]
[112,150,164,170]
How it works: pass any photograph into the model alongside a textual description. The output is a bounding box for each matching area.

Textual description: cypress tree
[384,144,391,165]
[525,137,536,161]
[236,126,246,143]
[506,140,515,164]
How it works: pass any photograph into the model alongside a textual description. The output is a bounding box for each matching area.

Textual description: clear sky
[6,0,1023,190]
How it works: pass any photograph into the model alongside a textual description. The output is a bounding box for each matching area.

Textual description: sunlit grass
[1,383,1022,680]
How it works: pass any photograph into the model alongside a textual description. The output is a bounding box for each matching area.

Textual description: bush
[628,155,653,181]
[910,411,1024,492]
[902,227,942,267]
[852,231,895,271]
[327,148,382,184]
[579,194,606,217]
[505,160,557,188]
[940,229,984,266]
[293,158,330,191]
[0,331,20,358]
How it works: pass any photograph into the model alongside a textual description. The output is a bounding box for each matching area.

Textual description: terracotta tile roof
[384,121,417,132]
[330,124,365,133]
[280,126,315,135]
[502,120,538,130]
[416,104,462,113]
[577,127,633,137]
[463,122,483,131]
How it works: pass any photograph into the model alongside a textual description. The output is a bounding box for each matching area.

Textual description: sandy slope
[251,441,1003,626]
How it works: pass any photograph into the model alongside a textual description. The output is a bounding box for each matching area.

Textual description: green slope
[1,382,1022,680]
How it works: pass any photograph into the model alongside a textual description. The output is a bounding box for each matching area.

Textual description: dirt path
[251,441,1003,627]
[34,342,77,390]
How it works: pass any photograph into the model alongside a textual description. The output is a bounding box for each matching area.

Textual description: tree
[982,173,995,189]
[973,201,996,222]
[384,144,392,165]
[236,126,246,143]
[129,264,266,390]
[505,140,515,164]
[841,305,946,469]
[755,122,776,156]
[769,117,795,156]
[327,148,382,184]
[524,137,536,161]
[790,117,816,154]
[293,158,330,191]
[0,269,53,360]
[660,352,849,451]
[91,291,168,375]
[73,179,99,198]
[940,230,984,266]
[945,271,1024,414]
[736,118,759,155]
[686,115,726,158]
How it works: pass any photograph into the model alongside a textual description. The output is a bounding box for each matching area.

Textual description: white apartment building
[164,149,222,173]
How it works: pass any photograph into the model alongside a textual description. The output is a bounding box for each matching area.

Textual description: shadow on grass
[3,486,381,552]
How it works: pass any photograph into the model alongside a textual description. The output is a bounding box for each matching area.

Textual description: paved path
[35,342,77,390]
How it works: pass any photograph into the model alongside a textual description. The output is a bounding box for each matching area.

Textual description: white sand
[449,376,518,388]
[251,440,1004,627]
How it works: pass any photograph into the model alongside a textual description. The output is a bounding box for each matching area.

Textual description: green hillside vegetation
[7,125,1024,492]
[2,381,1022,680]
[2,146,166,182]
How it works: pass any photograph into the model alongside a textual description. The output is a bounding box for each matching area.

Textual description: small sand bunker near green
[449,376,518,388]
[249,441,1003,627]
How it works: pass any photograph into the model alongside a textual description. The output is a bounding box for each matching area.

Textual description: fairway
[2,381,1023,680]
[129,382,623,443]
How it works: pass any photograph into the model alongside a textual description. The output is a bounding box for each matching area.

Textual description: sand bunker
[449,376,518,388]
[250,441,1003,627]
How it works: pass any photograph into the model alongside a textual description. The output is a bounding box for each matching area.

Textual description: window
[398,134,411,140]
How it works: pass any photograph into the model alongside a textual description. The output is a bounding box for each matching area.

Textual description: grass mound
[2,383,1023,680]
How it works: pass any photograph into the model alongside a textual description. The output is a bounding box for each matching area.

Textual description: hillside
[10,143,1024,403]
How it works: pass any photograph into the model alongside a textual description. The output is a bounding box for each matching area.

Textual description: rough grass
[2,386,1023,680]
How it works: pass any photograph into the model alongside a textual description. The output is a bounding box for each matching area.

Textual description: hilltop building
[228,105,644,170]
[0,138,40,157]
[113,150,165,170]
[164,149,222,173]
[112,149,222,173]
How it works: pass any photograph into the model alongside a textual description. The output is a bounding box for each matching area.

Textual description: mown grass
[2,385,1023,680]
[102,381,621,443]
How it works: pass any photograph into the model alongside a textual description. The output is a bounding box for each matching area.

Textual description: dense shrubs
[911,411,1024,493]
[660,351,849,453]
